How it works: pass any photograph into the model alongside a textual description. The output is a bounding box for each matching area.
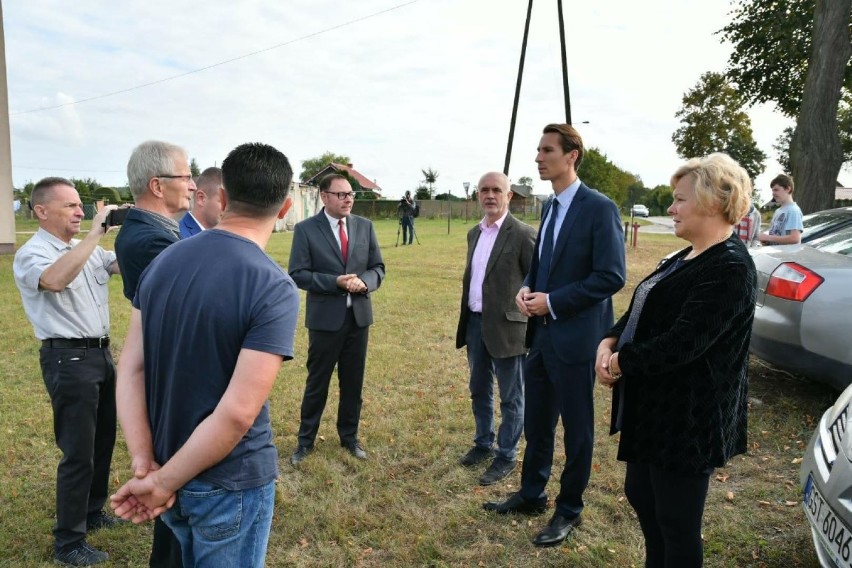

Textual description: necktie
[339,219,348,264]
[535,199,558,291]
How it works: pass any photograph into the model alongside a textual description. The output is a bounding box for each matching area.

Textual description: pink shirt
[468,210,509,312]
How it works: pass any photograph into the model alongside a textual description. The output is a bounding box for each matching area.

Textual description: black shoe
[86,510,126,532]
[483,492,547,515]
[290,445,313,465]
[54,540,108,566]
[460,446,495,467]
[479,458,516,486]
[532,513,582,547]
[343,440,367,460]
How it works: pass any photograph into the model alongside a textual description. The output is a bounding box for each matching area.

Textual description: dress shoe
[460,446,495,467]
[478,458,516,486]
[343,440,367,460]
[482,492,547,515]
[532,513,582,547]
[290,445,313,465]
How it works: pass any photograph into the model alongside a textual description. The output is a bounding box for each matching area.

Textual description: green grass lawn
[0,218,828,566]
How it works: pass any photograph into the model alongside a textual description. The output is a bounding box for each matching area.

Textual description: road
[638,216,674,234]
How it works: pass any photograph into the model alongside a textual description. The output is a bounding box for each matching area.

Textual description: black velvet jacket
[605,235,757,473]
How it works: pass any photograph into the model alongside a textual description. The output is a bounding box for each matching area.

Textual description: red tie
[338,219,348,264]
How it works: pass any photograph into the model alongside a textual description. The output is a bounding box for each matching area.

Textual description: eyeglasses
[158,174,193,182]
[324,191,355,201]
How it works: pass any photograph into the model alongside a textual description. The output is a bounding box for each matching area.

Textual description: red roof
[307,163,382,195]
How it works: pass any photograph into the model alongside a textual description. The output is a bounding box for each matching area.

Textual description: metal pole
[557,0,572,125]
[447,190,451,234]
[503,0,534,175]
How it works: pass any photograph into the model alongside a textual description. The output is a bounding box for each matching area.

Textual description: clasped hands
[595,339,621,389]
[515,286,549,317]
[109,456,176,524]
[337,274,367,294]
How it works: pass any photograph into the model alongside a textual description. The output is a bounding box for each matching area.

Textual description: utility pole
[0,0,16,254]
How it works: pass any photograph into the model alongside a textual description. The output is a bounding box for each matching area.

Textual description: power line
[14,165,124,173]
[12,0,420,116]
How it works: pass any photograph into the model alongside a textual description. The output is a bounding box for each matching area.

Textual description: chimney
[347,163,354,169]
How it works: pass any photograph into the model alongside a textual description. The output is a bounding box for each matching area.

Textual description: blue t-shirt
[134,229,299,490]
[768,202,804,236]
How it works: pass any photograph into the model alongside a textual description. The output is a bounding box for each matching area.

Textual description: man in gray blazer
[288,174,385,464]
[456,172,536,485]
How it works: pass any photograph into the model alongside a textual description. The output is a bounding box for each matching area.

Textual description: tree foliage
[300,151,351,183]
[414,184,430,200]
[190,158,201,178]
[517,176,534,188]
[421,167,439,199]
[579,148,635,207]
[672,72,767,180]
[789,0,852,212]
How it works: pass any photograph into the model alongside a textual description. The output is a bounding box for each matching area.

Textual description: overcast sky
[5,0,814,203]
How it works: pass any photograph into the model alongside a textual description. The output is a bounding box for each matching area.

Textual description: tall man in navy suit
[178,167,223,238]
[288,174,385,464]
[484,124,626,547]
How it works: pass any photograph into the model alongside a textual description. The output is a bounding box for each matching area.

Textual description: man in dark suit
[288,174,385,464]
[178,167,224,238]
[456,172,536,486]
[484,124,626,547]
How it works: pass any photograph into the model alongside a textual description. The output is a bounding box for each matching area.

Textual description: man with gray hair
[179,167,223,238]
[114,140,194,567]
[115,140,196,301]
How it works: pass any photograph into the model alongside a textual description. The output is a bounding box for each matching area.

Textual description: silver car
[750,225,852,392]
[802,382,852,567]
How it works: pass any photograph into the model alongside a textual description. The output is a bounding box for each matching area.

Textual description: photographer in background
[397,190,416,245]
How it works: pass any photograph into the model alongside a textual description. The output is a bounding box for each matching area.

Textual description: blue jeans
[465,312,525,461]
[163,479,275,568]
[401,216,414,244]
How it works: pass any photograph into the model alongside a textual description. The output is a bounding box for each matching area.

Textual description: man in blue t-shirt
[110,143,299,568]
[760,173,803,245]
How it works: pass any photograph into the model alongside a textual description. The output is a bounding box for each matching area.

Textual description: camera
[102,207,130,229]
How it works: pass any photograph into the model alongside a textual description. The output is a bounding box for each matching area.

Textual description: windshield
[801,208,852,240]
[810,225,852,257]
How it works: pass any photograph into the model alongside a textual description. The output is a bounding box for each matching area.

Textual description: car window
[801,209,852,240]
[810,226,852,257]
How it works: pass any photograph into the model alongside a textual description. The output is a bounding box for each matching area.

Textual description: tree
[300,151,351,183]
[773,126,795,173]
[414,184,430,200]
[190,158,201,177]
[672,72,767,180]
[578,148,633,206]
[790,0,852,212]
[421,167,439,199]
[720,0,852,212]
[517,176,534,188]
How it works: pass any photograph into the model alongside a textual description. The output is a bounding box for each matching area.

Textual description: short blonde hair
[670,153,751,224]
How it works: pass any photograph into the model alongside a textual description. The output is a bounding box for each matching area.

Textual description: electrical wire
[12,0,420,116]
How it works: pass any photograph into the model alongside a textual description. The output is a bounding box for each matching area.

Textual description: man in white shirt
[760,174,803,245]
[13,178,121,566]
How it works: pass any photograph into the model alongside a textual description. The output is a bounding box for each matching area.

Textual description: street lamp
[463,181,470,223]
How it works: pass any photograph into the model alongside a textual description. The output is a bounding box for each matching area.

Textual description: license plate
[805,474,852,567]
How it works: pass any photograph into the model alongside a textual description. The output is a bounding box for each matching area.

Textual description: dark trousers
[39,345,116,550]
[297,309,369,447]
[624,462,711,568]
[519,332,595,519]
[150,517,183,567]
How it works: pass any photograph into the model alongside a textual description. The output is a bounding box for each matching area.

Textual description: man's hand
[110,472,175,524]
[345,277,368,294]
[522,291,550,317]
[515,286,531,316]
[91,205,118,237]
[336,274,356,289]
[130,455,161,479]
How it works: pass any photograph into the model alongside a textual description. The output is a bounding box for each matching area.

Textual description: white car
[630,204,649,217]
